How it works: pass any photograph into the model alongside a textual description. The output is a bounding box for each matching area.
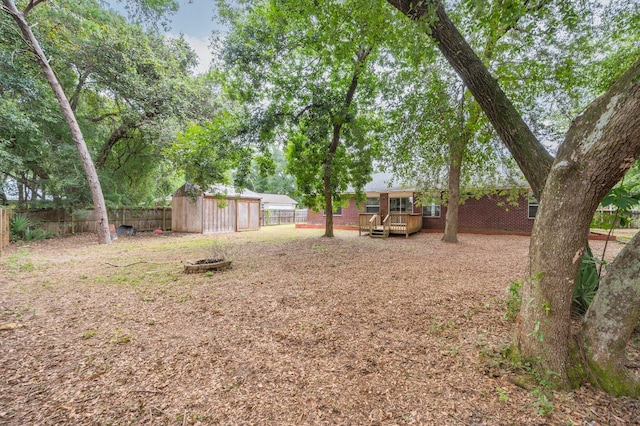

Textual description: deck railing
[388,213,422,237]
[359,212,422,237]
[382,214,391,238]
[359,213,377,236]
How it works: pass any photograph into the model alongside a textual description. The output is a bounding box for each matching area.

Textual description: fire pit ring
[183,258,232,274]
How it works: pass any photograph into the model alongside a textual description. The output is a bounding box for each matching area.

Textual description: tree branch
[22,0,46,15]
[483,0,552,60]
[83,112,120,123]
[69,72,87,113]
[95,123,135,169]
[385,0,553,198]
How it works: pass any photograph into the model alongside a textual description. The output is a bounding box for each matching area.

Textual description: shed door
[237,200,250,231]
[249,201,260,230]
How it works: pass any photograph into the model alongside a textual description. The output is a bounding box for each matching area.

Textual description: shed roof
[174,183,261,200]
[174,184,299,203]
[205,185,263,200]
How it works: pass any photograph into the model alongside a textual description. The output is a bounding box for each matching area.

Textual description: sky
[106,0,228,74]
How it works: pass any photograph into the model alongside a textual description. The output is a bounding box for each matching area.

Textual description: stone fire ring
[183,258,232,274]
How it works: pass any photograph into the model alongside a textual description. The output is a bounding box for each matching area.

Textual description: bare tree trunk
[442,137,463,243]
[518,60,640,388]
[323,167,334,238]
[442,86,469,244]
[580,231,640,397]
[519,179,597,386]
[3,0,111,244]
[17,177,24,204]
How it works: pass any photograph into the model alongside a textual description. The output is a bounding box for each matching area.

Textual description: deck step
[370,229,387,238]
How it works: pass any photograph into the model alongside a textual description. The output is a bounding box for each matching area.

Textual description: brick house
[307,172,536,235]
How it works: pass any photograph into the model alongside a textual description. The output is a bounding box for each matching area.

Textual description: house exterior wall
[421,192,535,233]
[380,193,389,217]
[306,192,535,233]
[307,198,362,226]
[454,193,533,232]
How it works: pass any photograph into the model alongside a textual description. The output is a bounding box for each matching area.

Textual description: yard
[1,226,638,425]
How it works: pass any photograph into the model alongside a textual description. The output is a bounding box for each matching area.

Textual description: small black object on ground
[116,225,136,236]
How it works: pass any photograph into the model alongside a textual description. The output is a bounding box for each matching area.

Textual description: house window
[389,197,413,213]
[365,197,380,213]
[323,206,342,216]
[528,195,538,219]
[422,203,441,218]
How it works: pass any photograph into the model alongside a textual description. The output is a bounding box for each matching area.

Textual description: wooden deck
[358,213,422,238]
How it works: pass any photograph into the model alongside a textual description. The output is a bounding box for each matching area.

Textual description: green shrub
[24,228,55,241]
[504,279,522,321]
[572,245,600,316]
[9,214,54,242]
[9,214,33,241]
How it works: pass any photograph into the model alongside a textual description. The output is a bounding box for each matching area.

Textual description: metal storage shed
[172,184,261,233]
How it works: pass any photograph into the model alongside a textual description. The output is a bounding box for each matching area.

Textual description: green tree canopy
[218,0,435,235]
[1,0,216,208]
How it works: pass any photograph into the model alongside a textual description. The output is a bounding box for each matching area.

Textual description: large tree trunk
[519,175,599,386]
[442,137,464,243]
[386,0,640,393]
[323,165,335,238]
[3,0,111,244]
[519,60,640,387]
[580,231,640,397]
[442,87,470,244]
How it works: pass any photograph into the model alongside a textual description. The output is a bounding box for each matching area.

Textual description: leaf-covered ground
[1,226,638,425]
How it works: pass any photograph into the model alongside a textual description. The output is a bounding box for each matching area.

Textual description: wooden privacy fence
[0,207,10,255]
[15,207,172,235]
[3,206,309,239]
[261,209,308,226]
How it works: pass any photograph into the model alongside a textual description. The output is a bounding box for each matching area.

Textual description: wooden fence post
[0,207,11,255]
[0,207,4,255]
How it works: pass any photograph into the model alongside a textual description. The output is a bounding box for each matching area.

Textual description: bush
[572,245,600,316]
[9,214,54,242]
[9,214,33,241]
[24,228,55,241]
[504,279,522,321]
